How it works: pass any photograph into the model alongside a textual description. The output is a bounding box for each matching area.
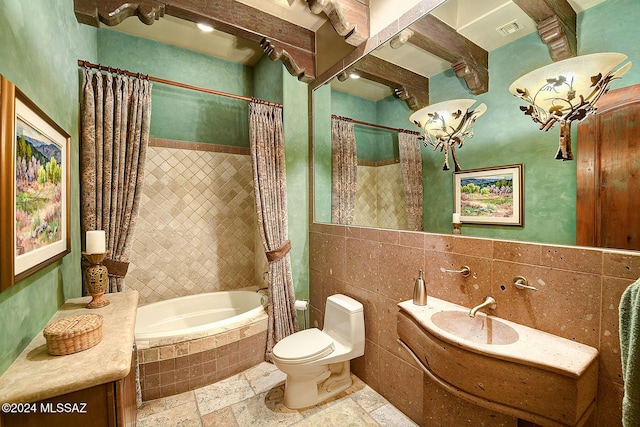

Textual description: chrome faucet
[468,296,497,318]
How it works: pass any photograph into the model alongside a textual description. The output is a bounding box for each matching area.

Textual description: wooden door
[577,84,640,250]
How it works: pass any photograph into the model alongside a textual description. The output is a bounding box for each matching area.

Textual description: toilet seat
[272,328,334,364]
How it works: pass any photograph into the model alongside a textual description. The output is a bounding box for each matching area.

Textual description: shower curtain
[331,117,358,224]
[80,68,152,292]
[398,131,424,231]
[249,100,298,362]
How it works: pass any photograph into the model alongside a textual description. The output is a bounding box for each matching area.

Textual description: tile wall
[309,223,640,426]
[127,139,259,305]
[354,160,407,230]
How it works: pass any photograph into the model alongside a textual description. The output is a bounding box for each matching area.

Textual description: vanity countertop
[0,290,138,404]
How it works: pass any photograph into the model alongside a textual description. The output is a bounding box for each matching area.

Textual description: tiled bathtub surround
[128,139,258,305]
[309,223,640,426]
[138,315,267,401]
[354,161,407,230]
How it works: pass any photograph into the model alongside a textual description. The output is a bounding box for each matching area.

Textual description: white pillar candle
[452,213,461,224]
[86,230,106,253]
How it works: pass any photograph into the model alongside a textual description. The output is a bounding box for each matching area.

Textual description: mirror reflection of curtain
[331,117,357,225]
[249,100,298,362]
[398,132,424,231]
[80,69,152,292]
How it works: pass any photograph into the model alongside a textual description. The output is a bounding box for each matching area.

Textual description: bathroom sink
[430,310,519,345]
[397,297,599,427]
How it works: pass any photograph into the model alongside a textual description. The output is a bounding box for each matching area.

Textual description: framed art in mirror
[454,164,523,226]
[0,75,70,292]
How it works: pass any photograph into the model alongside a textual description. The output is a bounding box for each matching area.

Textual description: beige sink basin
[397,297,599,427]
[431,310,519,345]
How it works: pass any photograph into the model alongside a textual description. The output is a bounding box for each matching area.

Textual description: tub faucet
[469,296,497,318]
[440,265,471,277]
[256,271,270,293]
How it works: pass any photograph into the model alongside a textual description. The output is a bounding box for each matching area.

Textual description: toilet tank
[323,294,365,352]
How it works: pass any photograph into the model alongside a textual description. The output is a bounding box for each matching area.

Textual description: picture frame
[0,76,70,291]
[454,164,524,226]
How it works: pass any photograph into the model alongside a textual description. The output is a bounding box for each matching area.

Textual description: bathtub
[135,290,268,401]
[135,290,267,341]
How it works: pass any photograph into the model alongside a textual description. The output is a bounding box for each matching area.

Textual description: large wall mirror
[312,0,640,252]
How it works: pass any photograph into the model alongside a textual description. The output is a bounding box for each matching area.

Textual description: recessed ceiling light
[350,72,360,79]
[197,23,214,33]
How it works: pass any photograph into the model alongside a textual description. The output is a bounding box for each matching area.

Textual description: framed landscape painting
[0,76,70,291]
[454,164,523,226]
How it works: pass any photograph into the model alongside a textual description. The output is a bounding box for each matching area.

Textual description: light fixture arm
[557,121,573,161]
[449,146,462,172]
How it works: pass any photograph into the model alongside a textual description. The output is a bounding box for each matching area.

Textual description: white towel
[620,277,640,426]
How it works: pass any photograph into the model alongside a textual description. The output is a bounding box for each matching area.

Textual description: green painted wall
[0,0,96,375]
[314,85,332,224]
[98,29,254,147]
[316,0,640,246]
[253,54,283,105]
[282,68,310,308]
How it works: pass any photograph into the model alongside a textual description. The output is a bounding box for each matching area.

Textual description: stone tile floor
[137,362,418,426]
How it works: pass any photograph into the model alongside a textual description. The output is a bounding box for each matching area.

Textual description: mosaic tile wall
[354,162,407,230]
[127,139,258,305]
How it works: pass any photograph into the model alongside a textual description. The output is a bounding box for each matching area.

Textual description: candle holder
[82,251,110,309]
[452,213,462,234]
[452,222,462,235]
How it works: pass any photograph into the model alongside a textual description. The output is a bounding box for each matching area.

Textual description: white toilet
[272,294,365,409]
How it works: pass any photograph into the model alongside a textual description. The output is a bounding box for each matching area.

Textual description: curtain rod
[331,114,422,136]
[78,59,283,108]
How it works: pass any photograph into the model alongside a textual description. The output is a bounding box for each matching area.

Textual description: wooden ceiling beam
[73,0,317,82]
[512,0,577,61]
[306,0,369,46]
[346,55,429,111]
[407,14,488,95]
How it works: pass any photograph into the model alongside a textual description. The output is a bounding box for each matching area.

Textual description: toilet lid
[272,328,334,363]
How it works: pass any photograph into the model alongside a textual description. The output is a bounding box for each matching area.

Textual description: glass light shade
[410,99,486,141]
[409,99,487,171]
[509,52,631,128]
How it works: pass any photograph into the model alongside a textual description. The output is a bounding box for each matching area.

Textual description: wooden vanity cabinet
[1,350,137,427]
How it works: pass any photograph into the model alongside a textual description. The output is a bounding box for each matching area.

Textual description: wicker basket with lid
[43,313,104,356]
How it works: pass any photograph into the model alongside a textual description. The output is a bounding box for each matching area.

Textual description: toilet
[272,294,365,409]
